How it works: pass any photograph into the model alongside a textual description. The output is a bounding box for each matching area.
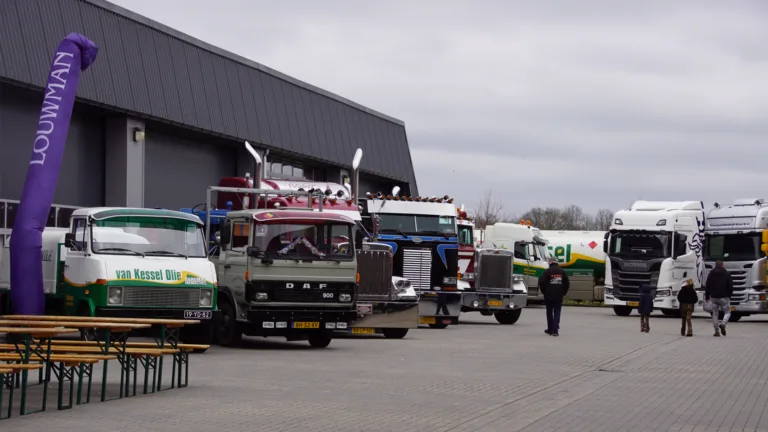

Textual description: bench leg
[75,363,93,406]
[52,363,75,411]
[2,372,14,420]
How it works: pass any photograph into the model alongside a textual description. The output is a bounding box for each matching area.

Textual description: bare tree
[475,190,504,229]
[594,208,614,231]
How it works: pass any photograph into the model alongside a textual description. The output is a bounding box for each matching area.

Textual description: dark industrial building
[0,0,418,235]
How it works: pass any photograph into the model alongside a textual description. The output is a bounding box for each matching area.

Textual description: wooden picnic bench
[2,315,205,392]
[0,363,43,420]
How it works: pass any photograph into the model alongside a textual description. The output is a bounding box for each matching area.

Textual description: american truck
[480,221,552,304]
[359,191,460,329]
[702,198,768,322]
[182,146,361,348]
[457,207,527,324]
[191,146,418,339]
[603,201,705,317]
[0,207,219,346]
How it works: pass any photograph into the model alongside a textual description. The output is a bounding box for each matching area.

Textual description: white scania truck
[603,201,705,316]
[703,199,768,321]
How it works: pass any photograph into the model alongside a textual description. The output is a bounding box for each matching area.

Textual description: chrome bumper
[461,292,527,310]
[350,300,419,329]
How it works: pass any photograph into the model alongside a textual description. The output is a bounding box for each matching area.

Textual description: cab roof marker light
[447,198,453,203]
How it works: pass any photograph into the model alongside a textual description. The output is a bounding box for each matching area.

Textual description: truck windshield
[609,232,670,258]
[91,216,207,258]
[537,244,550,261]
[377,214,456,236]
[458,225,473,245]
[252,222,354,260]
[705,233,761,261]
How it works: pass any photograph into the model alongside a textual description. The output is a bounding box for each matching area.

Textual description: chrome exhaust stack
[351,148,363,203]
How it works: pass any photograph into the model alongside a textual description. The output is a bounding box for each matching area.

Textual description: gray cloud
[112,0,768,215]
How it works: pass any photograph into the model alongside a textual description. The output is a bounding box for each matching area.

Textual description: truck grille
[477,254,512,292]
[403,248,432,291]
[357,248,393,300]
[121,286,199,308]
[728,270,748,289]
[273,290,349,303]
[613,271,659,300]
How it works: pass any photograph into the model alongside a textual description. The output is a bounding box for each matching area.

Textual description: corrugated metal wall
[0,84,105,206]
[0,0,418,193]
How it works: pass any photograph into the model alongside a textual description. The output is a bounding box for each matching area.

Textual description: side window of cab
[70,218,87,251]
[232,220,250,250]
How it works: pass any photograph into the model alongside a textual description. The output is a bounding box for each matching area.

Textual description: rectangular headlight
[443,277,457,284]
[199,288,213,306]
[108,286,123,305]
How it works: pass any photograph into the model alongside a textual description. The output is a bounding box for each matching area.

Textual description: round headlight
[395,279,406,289]
[339,293,352,302]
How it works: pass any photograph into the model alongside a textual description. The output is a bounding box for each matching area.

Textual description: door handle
[223,264,231,269]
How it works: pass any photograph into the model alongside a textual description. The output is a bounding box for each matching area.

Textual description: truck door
[63,218,88,312]
[220,218,249,293]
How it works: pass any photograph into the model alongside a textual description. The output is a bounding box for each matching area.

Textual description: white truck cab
[703,198,768,321]
[603,201,705,316]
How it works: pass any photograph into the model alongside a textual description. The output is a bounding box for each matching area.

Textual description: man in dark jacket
[539,259,570,337]
[705,261,734,337]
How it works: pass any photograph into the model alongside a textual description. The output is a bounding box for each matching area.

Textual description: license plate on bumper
[293,321,320,329]
[184,310,212,319]
[488,300,503,307]
[627,301,639,307]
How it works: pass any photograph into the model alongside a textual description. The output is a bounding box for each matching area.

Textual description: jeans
[710,298,731,329]
[545,300,562,334]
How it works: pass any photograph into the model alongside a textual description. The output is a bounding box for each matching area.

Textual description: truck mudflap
[349,301,419,329]
[461,292,527,312]
[417,291,461,326]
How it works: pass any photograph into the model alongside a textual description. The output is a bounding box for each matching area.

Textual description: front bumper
[350,300,419,329]
[701,300,768,314]
[97,307,220,322]
[461,292,527,311]
[418,291,462,325]
[603,292,638,307]
[244,306,358,335]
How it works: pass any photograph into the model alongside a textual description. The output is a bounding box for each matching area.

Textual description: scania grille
[357,249,393,299]
[122,286,199,308]
[728,270,748,289]
[613,271,659,299]
[273,289,349,303]
[403,248,432,291]
[477,255,512,292]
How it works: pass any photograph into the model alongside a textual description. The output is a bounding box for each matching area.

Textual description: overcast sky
[111,0,768,216]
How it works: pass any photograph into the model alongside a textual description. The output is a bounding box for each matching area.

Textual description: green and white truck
[0,207,219,345]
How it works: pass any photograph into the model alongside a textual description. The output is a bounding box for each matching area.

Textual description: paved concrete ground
[5,306,768,431]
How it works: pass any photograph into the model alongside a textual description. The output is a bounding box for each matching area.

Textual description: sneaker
[714,331,720,337]
[551,333,559,337]
[720,324,726,336]
[686,334,692,337]
[544,329,551,335]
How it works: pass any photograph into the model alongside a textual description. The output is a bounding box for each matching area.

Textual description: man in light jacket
[705,261,734,337]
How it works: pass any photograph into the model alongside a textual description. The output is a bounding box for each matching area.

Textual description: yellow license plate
[292,321,319,329]
[488,300,503,307]
[730,307,736,311]
[627,301,639,307]
[352,327,375,335]
[419,316,436,325]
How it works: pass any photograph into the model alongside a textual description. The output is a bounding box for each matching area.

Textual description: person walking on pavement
[638,284,653,333]
[539,258,569,337]
[705,260,734,337]
[677,279,698,337]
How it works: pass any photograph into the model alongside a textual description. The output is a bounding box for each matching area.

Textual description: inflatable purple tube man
[9,33,98,314]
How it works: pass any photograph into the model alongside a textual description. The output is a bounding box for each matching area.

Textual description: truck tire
[382,328,409,339]
[216,300,242,347]
[308,334,332,348]
[181,323,214,353]
[729,313,742,322]
[77,303,105,341]
[613,306,632,316]
[428,323,448,329]
[494,309,522,325]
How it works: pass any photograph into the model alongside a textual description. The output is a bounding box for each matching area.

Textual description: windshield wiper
[421,230,451,240]
[146,250,188,259]
[380,228,408,238]
[97,248,145,257]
